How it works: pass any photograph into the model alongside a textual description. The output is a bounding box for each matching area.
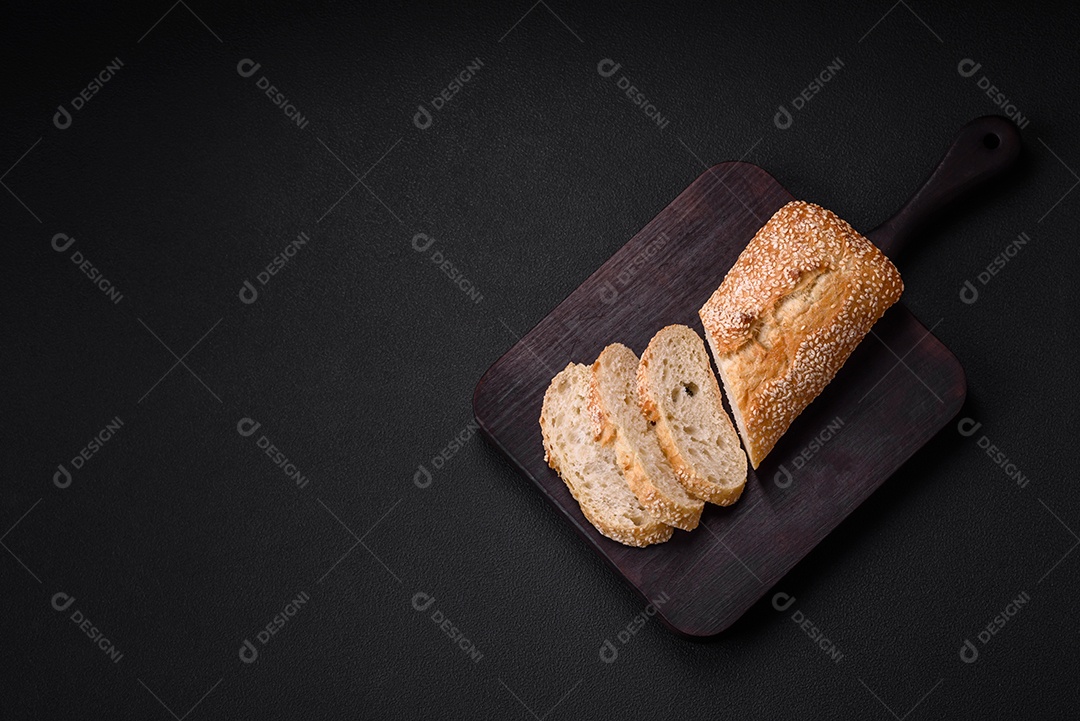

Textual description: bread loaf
[699,200,903,468]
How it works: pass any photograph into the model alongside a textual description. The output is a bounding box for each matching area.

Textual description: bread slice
[540,363,673,547]
[590,344,704,531]
[637,325,747,506]
[699,200,903,468]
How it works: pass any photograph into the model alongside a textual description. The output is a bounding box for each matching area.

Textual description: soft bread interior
[541,364,672,546]
[639,326,747,505]
[593,345,703,530]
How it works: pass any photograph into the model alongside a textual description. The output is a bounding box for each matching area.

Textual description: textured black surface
[3,2,1077,719]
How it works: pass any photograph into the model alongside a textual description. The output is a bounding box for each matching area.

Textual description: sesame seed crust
[698,201,903,468]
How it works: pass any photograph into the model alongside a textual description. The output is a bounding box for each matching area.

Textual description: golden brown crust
[618,454,701,530]
[587,365,618,447]
[699,201,903,468]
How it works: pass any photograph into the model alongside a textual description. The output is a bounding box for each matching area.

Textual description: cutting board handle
[867,115,1021,258]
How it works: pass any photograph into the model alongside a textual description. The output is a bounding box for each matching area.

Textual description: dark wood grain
[473,117,1020,637]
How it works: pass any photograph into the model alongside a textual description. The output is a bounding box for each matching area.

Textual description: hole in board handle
[983,133,1001,150]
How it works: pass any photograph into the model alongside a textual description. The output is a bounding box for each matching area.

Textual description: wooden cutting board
[472,116,1020,637]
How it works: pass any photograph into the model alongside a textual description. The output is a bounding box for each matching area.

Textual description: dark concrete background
[3,2,1077,718]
